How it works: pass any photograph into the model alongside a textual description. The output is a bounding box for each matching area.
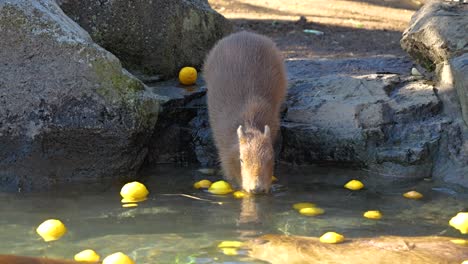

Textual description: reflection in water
[236,197,262,240]
[239,197,260,224]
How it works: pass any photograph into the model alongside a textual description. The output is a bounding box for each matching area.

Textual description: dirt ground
[208,0,423,59]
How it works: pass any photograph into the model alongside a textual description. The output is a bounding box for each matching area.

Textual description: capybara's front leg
[220,150,241,186]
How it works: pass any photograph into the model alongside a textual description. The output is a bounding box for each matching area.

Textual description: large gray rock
[56,0,232,80]
[401,0,468,123]
[0,0,161,191]
[281,72,445,181]
[401,1,467,72]
[400,0,468,187]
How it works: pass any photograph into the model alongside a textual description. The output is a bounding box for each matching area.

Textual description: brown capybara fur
[0,255,99,264]
[204,31,287,193]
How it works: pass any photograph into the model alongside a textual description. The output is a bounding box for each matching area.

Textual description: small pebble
[411,67,422,76]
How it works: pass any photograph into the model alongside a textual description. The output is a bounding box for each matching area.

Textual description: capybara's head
[237,125,274,193]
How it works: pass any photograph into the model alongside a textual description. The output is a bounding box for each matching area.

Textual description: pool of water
[0,165,467,263]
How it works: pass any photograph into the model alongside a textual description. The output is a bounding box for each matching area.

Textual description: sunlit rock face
[56,0,233,80]
[0,0,161,191]
[401,0,468,187]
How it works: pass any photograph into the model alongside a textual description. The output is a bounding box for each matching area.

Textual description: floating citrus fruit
[344,180,364,190]
[102,252,135,264]
[179,67,197,85]
[363,210,382,220]
[449,212,468,234]
[74,249,100,262]
[194,179,212,189]
[450,239,468,246]
[120,181,149,203]
[233,191,247,199]
[218,241,244,248]
[299,207,324,216]
[36,219,67,242]
[221,248,238,256]
[403,190,423,200]
[293,202,316,210]
[208,180,233,195]
[319,232,345,244]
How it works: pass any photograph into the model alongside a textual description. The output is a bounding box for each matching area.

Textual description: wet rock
[0,0,161,191]
[144,81,217,166]
[247,234,468,264]
[56,0,232,80]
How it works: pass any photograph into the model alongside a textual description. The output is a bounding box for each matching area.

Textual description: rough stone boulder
[400,0,468,187]
[281,71,444,181]
[400,0,467,122]
[0,0,161,191]
[144,82,215,166]
[56,0,232,80]
[247,234,468,264]
[401,1,467,73]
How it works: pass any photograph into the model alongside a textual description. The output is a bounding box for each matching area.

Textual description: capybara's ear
[237,125,247,144]
[264,125,271,138]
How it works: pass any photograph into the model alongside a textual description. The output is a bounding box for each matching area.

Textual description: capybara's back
[204,31,287,193]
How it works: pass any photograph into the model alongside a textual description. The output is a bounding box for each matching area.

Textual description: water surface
[0,165,467,263]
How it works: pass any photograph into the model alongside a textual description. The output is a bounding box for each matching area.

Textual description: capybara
[204,31,287,193]
[0,255,98,264]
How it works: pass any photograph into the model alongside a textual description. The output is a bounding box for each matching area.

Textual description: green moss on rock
[92,57,143,100]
